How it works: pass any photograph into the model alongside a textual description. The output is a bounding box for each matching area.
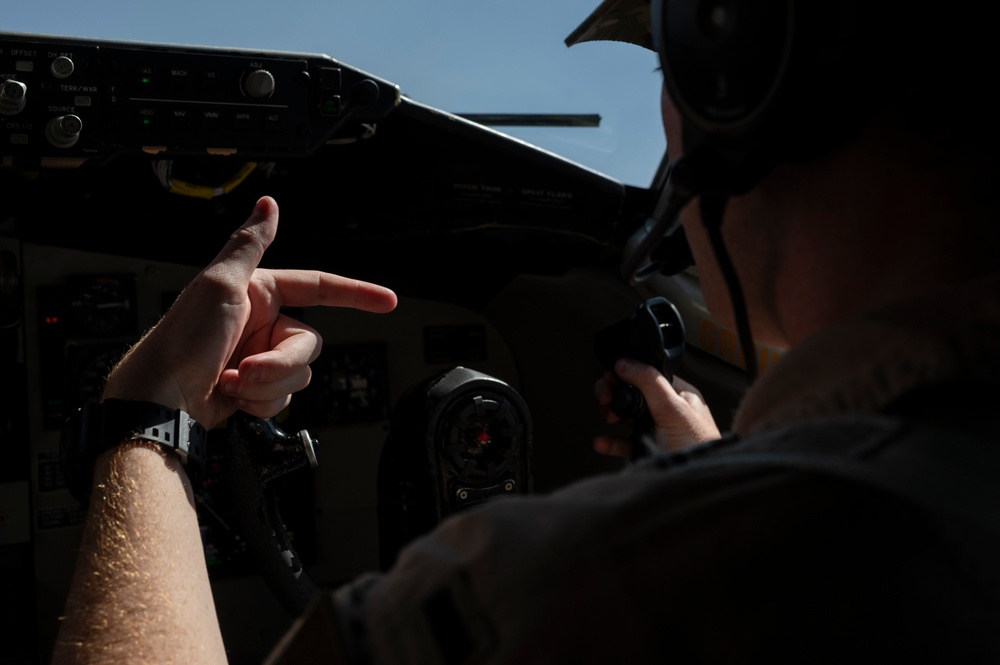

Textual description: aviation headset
[627,0,920,380]
[652,0,919,191]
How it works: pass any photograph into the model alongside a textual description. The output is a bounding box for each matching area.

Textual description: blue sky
[5,0,666,187]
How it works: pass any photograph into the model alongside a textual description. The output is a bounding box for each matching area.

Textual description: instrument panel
[2,31,400,165]
[0,29,650,664]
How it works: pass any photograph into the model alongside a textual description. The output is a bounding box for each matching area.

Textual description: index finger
[267,269,398,313]
[616,358,681,415]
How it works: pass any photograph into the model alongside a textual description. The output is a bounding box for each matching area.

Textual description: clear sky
[4,0,666,187]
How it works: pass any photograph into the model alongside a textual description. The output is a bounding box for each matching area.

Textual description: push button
[319,67,342,92]
[264,113,282,132]
[202,70,222,90]
[171,110,190,129]
[234,111,253,131]
[169,68,190,88]
[137,66,155,86]
[319,95,342,116]
[202,110,222,129]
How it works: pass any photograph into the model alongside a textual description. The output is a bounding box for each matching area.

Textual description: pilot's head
[568,0,998,351]
[568,0,991,184]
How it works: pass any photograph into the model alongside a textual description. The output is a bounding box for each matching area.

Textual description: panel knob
[46,114,83,148]
[352,79,381,106]
[243,69,275,98]
[51,56,76,79]
[0,80,27,115]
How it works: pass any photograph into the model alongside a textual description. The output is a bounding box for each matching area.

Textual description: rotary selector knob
[51,56,76,79]
[0,79,28,115]
[352,79,381,106]
[46,114,83,148]
[243,69,276,98]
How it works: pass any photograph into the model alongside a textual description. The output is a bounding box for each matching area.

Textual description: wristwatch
[60,398,208,505]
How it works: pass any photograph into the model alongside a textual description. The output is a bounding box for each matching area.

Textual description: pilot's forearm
[52,442,227,664]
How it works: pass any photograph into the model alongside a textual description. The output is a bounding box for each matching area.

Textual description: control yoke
[225,412,321,616]
[594,296,686,457]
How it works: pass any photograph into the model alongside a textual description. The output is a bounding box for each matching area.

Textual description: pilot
[53,1,1000,663]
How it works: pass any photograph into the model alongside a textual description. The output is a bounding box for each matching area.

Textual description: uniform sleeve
[266,454,991,664]
[294,466,757,664]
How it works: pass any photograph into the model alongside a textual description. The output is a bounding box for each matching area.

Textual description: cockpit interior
[1,26,763,663]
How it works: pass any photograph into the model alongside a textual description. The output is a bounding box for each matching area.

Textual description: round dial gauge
[68,276,135,336]
[437,390,525,483]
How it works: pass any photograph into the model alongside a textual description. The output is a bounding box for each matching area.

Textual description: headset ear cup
[657,0,791,152]
[654,0,876,167]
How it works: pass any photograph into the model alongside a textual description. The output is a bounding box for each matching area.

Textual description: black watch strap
[60,399,208,505]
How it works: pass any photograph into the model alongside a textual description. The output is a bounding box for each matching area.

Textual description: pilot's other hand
[593,358,720,458]
[101,195,398,429]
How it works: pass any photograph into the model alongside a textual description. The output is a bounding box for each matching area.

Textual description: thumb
[204,196,279,284]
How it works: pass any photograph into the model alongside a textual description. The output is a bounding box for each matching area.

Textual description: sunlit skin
[593,361,720,457]
[53,197,398,664]
[663,88,989,350]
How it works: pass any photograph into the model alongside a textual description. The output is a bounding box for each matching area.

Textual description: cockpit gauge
[66,341,131,409]
[437,391,518,484]
[66,274,137,337]
[294,342,389,426]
